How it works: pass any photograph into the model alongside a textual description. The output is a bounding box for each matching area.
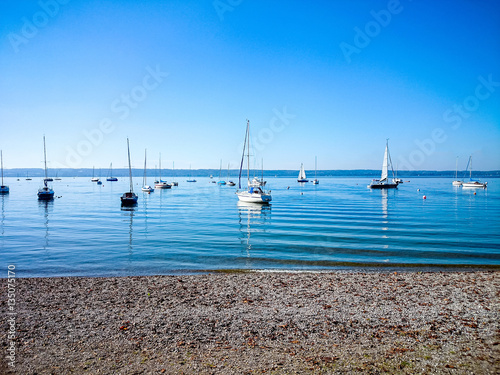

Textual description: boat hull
[107,177,118,182]
[463,181,487,188]
[37,189,54,200]
[369,182,398,189]
[452,180,463,186]
[121,192,138,205]
[297,179,309,183]
[237,191,272,204]
[0,186,9,194]
[155,183,171,189]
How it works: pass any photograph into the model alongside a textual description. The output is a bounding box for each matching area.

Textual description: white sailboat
[91,166,99,182]
[37,136,54,200]
[0,150,9,194]
[227,163,236,186]
[312,156,319,184]
[462,156,487,188]
[452,157,463,186]
[297,163,308,182]
[170,161,178,186]
[236,120,272,204]
[141,149,154,193]
[154,153,170,189]
[369,139,399,189]
[121,138,138,205]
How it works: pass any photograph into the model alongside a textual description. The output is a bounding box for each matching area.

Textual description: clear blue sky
[1,0,499,171]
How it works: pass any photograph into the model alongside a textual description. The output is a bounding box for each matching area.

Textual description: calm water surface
[1,177,499,277]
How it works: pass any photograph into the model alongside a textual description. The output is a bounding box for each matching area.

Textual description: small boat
[91,166,99,182]
[154,153,171,189]
[121,138,138,206]
[312,156,319,184]
[0,150,9,194]
[452,157,463,186]
[187,164,197,182]
[170,162,178,186]
[54,170,62,180]
[37,136,54,200]
[106,163,118,181]
[462,156,487,188]
[141,149,154,193]
[217,160,226,185]
[369,139,399,189]
[297,163,308,182]
[236,120,272,204]
[226,163,236,186]
[26,171,32,181]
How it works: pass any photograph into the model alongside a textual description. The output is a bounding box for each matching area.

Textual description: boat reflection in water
[237,201,271,260]
[121,205,136,257]
[39,199,53,251]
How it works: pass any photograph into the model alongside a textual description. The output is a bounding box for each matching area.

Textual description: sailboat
[0,150,9,194]
[121,138,138,206]
[170,161,178,186]
[369,139,399,189]
[312,156,319,184]
[236,120,272,204]
[26,171,32,181]
[297,163,308,182]
[227,163,236,186]
[217,159,226,185]
[54,170,62,180]
[154,153,170,189]
[452,157,463,186]
[37,136,55,200]
[141,149,154,193]
[91,166,99,182]
[462,156,487,188]
[106,163,118,181]
[187,164,197,182]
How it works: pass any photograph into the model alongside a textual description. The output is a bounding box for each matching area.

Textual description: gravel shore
[1,271,499,374]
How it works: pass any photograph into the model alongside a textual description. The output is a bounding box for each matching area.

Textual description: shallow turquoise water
[1,177,499,277]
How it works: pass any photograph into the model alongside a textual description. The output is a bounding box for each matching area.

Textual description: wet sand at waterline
[1,271,499,374]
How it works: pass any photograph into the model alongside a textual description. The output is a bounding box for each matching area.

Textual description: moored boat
[37,136,54,200]
[0,150,9,194]
[121,138,138,206]
[369,139,399,189]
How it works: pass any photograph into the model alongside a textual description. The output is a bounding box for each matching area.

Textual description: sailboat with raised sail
[452,156,463,186]
[121,138,138,206]
[154,153,170,189]
[312,156,319,184]
[297,163,308,182]
[369,139,399,189]
[106,163,118,181]
[236,120,272,203]
[37,136,54,200]
[141,149,154,193]
[462,156,487,188]
[0,150,9,194]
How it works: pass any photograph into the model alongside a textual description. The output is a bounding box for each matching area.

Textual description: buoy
[474,192,476,195]
[417,189,420,191]
[423,195,426,199]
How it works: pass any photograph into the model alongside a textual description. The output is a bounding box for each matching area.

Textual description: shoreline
[1,271,499,374]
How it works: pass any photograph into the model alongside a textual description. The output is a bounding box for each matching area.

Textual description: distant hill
[4,169,500,178]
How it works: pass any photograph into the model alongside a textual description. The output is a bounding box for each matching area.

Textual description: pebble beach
[1,271,499,374]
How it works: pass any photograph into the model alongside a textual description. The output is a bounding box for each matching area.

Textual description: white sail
[380,144,388,181]
[298,164,306,180]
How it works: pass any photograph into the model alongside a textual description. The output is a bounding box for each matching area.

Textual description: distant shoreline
[3,168,500,178]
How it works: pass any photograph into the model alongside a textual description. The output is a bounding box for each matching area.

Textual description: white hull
[142,186,154,192]
[155,182,171,189]
[463,181,487,188]
[237,191,272,203]
[452,180,463,186]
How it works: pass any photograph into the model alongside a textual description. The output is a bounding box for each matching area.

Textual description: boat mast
[143,149,147,185]
[43,135,48,181]
[455,156,458,179]
[247,120,250,184]
[315,156,317,179]
[470,156,472,179]
[1,150,3,186]
[127,138,133,193]
[158,153,162,182]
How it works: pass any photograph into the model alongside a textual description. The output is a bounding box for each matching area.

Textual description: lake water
[1,177,499,277]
